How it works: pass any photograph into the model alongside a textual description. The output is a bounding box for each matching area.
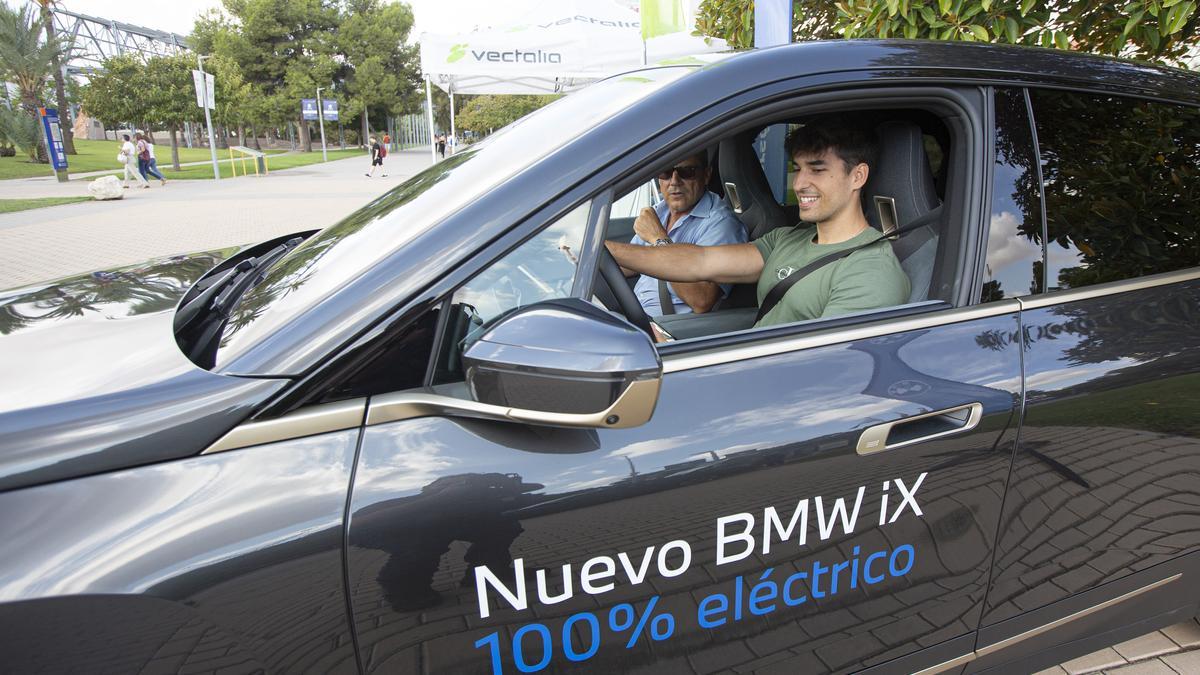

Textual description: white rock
[88,175,123,200]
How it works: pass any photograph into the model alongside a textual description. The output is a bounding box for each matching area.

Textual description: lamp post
[197,55,220,180]
[315,86,328,162]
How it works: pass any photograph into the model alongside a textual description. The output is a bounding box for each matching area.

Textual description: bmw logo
[888,379,931,397]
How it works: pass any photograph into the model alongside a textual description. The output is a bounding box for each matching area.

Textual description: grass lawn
[92,148,366,180]
[0,197,91,213]
[0,138,287,180]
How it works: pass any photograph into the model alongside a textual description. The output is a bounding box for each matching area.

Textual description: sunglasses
[657,165,703,180]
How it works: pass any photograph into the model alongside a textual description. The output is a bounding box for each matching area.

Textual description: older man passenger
[628,151,746,315]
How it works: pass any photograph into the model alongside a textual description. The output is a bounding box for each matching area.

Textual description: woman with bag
[119,133,149,189]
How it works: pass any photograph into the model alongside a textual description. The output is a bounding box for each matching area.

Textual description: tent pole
[425,77,436,163]
[449,88,456,155]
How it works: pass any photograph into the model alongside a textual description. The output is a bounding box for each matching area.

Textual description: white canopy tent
[418,0,727,158]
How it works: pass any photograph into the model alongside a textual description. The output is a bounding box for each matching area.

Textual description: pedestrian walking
[144,137,167,185]
[134,133,152,184]
[119,134,149,189]
[436,133,446,158]
[365,135,387,177]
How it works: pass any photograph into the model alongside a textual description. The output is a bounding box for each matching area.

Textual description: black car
[1,40,1198,675]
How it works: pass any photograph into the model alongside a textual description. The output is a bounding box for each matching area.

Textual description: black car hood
[0,250,289,492]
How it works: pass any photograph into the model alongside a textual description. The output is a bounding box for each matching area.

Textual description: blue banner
[321,99,338,121]
[301,98,318,121]
[38,108,68,171]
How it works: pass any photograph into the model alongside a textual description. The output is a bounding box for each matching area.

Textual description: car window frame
[588,86,986,360]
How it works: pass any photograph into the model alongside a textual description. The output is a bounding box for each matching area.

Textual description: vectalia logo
[446,43,468,63]
[470,48,562,64]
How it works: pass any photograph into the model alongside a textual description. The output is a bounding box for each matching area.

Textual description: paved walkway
[1037,618,1200,674]
[0,148,434,290]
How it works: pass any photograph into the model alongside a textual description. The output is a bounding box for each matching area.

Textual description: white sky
[51,0,644,40]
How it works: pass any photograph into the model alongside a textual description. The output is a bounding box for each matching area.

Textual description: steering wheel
[596,246,654,338]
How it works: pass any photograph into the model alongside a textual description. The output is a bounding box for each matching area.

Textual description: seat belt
[754,207,942,324]
[657,279,676,315]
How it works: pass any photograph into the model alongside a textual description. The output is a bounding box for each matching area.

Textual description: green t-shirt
[752,225,911,327]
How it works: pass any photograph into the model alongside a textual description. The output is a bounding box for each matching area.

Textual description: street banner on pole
[37,108,68,178]
[191,70,215,109]
[301,98,319,120]
[321,99,338,121]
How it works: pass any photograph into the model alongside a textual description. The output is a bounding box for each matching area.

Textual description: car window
[982,87,1045,302]
[606,106,959,344]
[433,201,591,384]
[610,180,659,221]
[1030,90,1200,290]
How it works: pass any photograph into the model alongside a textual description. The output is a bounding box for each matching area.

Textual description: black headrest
[719,130,792,240]
[862,121,940,233]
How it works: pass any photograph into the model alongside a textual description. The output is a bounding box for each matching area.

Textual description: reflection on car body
[0,40,1198,675]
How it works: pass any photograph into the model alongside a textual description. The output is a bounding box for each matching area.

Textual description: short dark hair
[785,116,876,173]
[122,134,130,141]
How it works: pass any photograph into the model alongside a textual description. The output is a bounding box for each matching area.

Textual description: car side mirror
[460,298,662,428]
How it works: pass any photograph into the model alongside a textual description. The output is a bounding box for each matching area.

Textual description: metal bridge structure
[51,9,192,76]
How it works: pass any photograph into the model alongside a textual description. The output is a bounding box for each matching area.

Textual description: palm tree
[0,3,67,162]
[32,0,74,154]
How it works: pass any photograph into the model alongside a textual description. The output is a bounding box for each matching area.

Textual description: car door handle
[856,402,984,455]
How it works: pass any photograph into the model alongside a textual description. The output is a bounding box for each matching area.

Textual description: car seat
[718,129,792,240]
[862,121,943,303]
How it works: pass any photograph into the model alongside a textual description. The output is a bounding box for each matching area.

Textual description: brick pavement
[0,147,434,291]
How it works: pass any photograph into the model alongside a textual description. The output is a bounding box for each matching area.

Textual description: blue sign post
[301,98,318,121]
[38,107,69,182]
[321,99,338,121]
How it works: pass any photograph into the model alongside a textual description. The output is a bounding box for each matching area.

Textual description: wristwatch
[653,237,672,246]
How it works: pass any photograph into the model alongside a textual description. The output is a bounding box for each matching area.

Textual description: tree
[80,54,148,135]
[695,0,840,49]
[337,0,421,144]
[0,105,42,161]
[32,0,75,154]
[695,0,1199,66]
[197,0,341,153]
[144,54,200,170]
[0,3,66,162]
[456,95,559,135]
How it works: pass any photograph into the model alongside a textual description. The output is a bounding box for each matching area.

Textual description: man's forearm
[607,241,709,282]
[671,280,722,313]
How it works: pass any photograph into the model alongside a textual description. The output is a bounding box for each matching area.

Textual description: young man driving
[607,118,910,329]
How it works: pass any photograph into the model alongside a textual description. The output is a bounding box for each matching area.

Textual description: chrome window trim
[662,300,1020,374]
[366,378,661,430]
[663,266,1200,374]
[1016,266,1200,310]
[200,398,366,455]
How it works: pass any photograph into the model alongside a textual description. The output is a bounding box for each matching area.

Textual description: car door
[343,166,1024,674]
[971,88,1200,671]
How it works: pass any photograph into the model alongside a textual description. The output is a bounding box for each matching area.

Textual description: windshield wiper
[175,236,303,367]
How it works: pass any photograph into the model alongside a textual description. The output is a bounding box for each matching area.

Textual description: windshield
[214,66,695,370]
